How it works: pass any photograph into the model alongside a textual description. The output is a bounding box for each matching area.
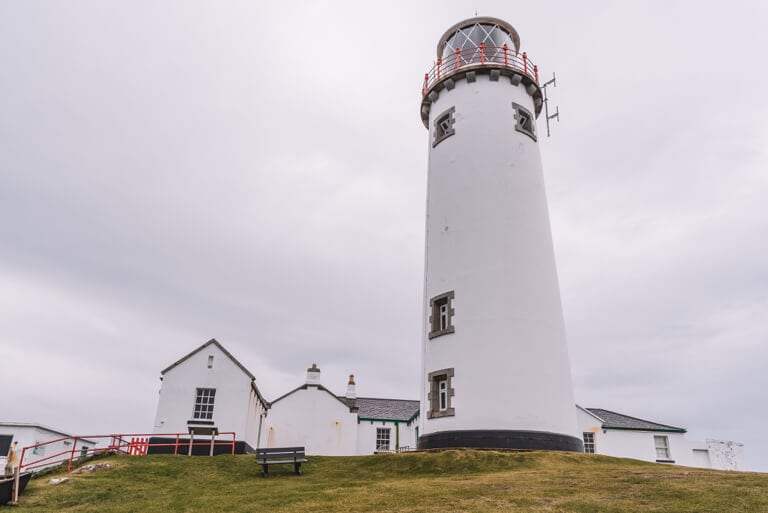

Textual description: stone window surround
[427,368,455,419]
[428,290,455,339]
[512,101,537,141]
[432,106,456,147]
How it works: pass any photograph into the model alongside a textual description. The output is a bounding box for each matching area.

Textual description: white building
[152,338,269,454]
[0,423,96,472]
[151,339,741,470]
[418,16,580,451]
[151,339,420,456]
[577,406,744,470]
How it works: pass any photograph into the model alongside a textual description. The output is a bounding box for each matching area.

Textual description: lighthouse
[418,17,582,451]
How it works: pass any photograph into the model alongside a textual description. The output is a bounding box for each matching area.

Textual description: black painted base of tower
[418,430,584,452]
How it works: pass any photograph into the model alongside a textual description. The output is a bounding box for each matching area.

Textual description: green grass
[13,450,768,512]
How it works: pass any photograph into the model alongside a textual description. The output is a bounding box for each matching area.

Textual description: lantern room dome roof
[436,16,521,59]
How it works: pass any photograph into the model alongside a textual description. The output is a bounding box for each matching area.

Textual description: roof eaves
[577,404,605,423]
[271,384,353,410]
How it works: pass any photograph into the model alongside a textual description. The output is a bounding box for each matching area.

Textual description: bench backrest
[256,447,305,460]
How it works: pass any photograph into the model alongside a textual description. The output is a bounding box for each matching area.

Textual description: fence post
[10,467,20,505]
[455,48,461,70]
[534,65,539,84]
[231,433,236,455]
[503,44,508,66]
[480,42,485,64]
[523,52,528,75]
[67,436,78,472]
[174,434,179,455]
[437,57,441,80]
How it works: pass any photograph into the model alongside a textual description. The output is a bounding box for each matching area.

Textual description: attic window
[207,355,214,369]
[429,291,455,339]
[432,107,455,147]
[427,368,454,419]
[512,102,536,141]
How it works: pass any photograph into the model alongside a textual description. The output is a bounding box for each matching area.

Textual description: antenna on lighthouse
[541,72,559,137]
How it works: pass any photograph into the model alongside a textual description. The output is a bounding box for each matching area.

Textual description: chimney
[346,374,357,399]
[306,363,321,385]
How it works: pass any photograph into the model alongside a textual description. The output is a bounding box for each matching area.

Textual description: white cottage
[152,339,269,453]
[576,406,744,470]
[0,423,96,472]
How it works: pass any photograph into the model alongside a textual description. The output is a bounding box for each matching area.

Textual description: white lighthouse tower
[418,17,582,451]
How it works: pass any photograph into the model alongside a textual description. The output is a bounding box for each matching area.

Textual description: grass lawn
[13,450,768,512]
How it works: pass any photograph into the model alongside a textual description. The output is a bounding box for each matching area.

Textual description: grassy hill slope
[14,450,768,512]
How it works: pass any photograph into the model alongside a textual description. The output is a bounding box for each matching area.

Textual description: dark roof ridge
[272,383,357,411]
[586,407,686,433]
[161,338,254,379]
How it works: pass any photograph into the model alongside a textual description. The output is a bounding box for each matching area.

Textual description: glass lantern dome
[437,17,521,65]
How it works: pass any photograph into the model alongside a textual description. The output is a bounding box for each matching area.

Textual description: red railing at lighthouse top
[422,45,539,96]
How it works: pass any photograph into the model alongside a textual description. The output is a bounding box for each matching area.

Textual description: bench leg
[262,464,269,478]
[294,462,302,476]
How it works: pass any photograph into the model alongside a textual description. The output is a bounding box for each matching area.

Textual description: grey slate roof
[586,408,686,433]
[350,397,420,422]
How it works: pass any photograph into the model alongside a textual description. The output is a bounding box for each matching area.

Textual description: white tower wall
[418,17,581,451]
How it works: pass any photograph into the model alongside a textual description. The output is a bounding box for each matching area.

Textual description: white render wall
[421,74,579,440]
[261,386,358,456]
[0,425,94,471]
[575,407,743,470]
[356,420,419,454]
[152,344,261,448]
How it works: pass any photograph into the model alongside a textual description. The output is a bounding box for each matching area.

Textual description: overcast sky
[1,1,767,471]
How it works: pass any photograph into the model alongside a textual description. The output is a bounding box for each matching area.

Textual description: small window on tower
[427,368,455,418]
[429,291,455,339]
[432,107,456,147]
[207,355,214,369]
[512,102,537,141]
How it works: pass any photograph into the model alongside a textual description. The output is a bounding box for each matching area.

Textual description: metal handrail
[422,44,539,96]
[17,431,237,473]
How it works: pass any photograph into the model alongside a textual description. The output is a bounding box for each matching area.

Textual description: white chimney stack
[346,374,357,399]
[306,363,321,385]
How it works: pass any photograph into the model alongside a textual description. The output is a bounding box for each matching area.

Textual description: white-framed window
[207,355,214,369]
[654,435,671,460]
[429,291,455,339]
[376,428,391,451]
[438,379,448,411]
[427,368,455,418]
[582,432,595,454]
[193,388,216,420]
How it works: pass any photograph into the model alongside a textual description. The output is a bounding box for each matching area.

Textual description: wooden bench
[255,447,307,477]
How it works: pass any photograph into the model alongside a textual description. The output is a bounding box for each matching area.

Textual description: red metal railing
[422,45,539,96]
[18,431,237,473]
